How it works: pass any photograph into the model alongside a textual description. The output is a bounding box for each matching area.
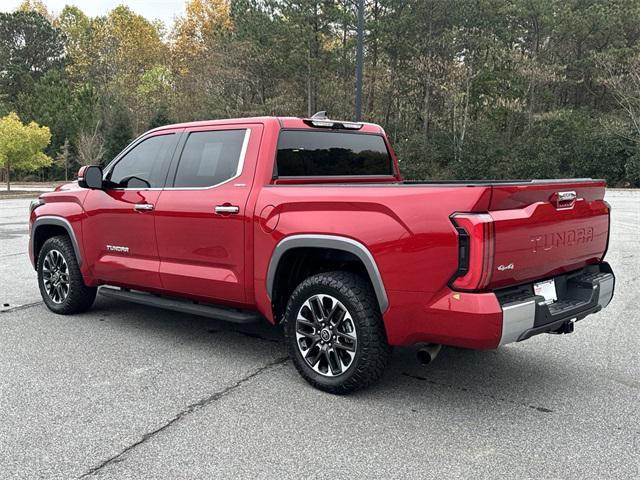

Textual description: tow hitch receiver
[552,319,575,335]
[496,263,614,345]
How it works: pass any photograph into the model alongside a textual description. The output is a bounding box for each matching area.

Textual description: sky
[2,1,187,27]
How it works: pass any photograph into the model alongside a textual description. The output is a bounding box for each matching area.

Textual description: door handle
[215,205,240,214]
[134,203,154,211]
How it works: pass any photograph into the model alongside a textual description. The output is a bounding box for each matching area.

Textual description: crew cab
[29,114,615,393]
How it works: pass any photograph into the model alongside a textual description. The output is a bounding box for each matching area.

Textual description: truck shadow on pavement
[382,346,559,413]
[89,296,569,411]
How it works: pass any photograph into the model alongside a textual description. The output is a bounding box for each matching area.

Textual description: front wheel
[37,235,97,314]
[284,271,391,394]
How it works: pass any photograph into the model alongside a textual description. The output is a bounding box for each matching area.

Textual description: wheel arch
[266,235,389,321]
[31,216,83,270]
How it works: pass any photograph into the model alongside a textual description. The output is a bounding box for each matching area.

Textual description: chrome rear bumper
[497,263,615,345]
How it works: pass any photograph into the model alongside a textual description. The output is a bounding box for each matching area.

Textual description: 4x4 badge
[497,263,514,271]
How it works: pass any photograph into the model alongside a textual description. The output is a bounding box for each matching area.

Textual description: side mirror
[78,165,103,189]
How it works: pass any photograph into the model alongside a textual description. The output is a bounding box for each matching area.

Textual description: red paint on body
[30,117,611,349]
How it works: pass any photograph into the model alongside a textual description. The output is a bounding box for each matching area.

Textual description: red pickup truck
[29,114,615,393]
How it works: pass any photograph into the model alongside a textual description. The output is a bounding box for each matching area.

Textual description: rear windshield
[276,130,393,177]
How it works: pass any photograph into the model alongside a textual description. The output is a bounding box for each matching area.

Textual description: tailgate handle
[551,191,577,210]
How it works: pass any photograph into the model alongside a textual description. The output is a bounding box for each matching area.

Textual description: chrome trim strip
[30,216,83,269]
[163,128,252,191]
[597,276,614,309]
[499,300,536,345]
[236,128,251,177]
[266,234,389,312]
[214,205,240,214]
[499,272,614,345]
[104,129,251,191]
[133,203,154,211]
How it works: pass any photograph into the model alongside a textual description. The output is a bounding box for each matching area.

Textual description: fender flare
[30,216,83,268]
[266,234,389,312]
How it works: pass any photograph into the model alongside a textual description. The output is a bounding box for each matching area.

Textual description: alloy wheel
[295,294,358,377]
[42,249,70,304]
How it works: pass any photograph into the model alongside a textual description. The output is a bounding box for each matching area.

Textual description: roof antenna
[311,111,329,120]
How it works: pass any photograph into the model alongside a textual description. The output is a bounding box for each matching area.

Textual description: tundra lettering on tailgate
[530,227,594,253]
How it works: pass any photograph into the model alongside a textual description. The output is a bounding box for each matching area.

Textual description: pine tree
[148,104,172,129]
[104,104,132,163]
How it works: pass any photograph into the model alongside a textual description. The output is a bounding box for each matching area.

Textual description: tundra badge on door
[106,245,129,253]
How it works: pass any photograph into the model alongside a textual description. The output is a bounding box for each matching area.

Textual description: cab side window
[173,129,247,188]
[108,134,176,188]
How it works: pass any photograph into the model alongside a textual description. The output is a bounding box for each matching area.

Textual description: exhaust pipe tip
[416,350,432,365]
[417,344,442,366]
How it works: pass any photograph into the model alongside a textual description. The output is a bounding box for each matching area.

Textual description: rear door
[154,124,263,305]
[82,129,181,289]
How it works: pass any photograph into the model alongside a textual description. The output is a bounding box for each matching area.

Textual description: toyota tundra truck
[28,113,615,393]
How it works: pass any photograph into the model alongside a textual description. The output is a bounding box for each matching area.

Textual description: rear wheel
[284,271,391,394]
[37,235,96,314]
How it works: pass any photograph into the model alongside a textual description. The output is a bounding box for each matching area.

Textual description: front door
[82,130,181,290]
[154,124,262,305]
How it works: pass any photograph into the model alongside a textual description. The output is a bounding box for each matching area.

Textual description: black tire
[37,235,97,314]
[284,271,391,394]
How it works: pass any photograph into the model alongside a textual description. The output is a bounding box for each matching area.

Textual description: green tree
[104,104,133,163]
[171,0,235,120]
[18,70,99,154]
[0,0,638,186]
[17,0,52,20]
[0,112,51,190]
[0,11,64,103]
[102,6,168,133]
[56,5,98,87]
[16,69,77,154]
[148,104,173,129]
[137,65,174,127]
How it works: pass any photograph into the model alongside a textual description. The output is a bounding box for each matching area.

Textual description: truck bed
[261,177,608,291]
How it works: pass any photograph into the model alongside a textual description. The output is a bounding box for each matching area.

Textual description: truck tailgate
[487,180,609,289]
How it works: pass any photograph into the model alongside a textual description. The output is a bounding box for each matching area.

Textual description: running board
[99,286,263,324]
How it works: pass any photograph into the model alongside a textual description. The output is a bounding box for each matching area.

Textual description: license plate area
[534,279,557,305]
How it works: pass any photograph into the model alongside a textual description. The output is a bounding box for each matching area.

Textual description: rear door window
[276,130,393,177]
[173,129,248,188]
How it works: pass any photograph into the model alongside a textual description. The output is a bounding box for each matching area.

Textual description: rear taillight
[602,200,611,261]
[450,213,495,291]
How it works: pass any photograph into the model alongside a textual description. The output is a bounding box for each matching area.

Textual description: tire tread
[38,235,96,314]
[285,271,391,394]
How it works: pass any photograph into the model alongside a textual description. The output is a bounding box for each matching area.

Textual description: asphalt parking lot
[0,191,638,479]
